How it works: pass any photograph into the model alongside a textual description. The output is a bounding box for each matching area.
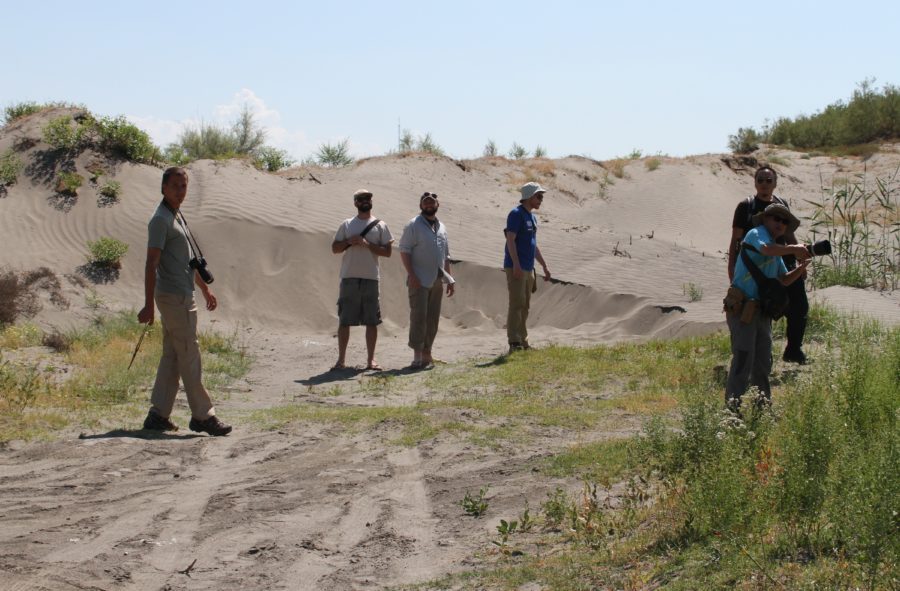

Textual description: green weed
[645,157,661,171]
[86,237,128,267]
[0,149,22,186]
[508,142,528,160]
[315,139,354,167]
[460,486,489,517]
[56,171,83,195]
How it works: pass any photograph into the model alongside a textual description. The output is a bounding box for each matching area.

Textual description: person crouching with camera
[137,167,232,436]
[723,203,810,412]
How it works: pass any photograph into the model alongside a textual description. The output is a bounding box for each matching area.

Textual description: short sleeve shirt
[148,202,194,296]
[503,205,537,271]
[732,225,788,300]
[398,215,450,286]
[334,217,393,280]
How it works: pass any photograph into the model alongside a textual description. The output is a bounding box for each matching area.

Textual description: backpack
[744,195,788,230]
[740,243,789,320]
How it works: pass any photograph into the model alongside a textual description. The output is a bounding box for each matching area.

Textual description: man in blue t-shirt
[725,203,809,410]
[503,182,551,352]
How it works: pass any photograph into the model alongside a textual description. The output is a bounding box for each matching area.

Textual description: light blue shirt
[732,225,788,300]
[398,215,450,286]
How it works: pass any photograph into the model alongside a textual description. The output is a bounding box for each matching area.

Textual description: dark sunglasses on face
[769,215,789,225]
[355,197,372,202]
[756,177,775,184]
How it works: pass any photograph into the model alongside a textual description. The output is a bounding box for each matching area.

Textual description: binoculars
[806,239,832,257]
[190,256,215,284]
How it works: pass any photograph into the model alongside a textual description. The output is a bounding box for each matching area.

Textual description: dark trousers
[784,276,808,354]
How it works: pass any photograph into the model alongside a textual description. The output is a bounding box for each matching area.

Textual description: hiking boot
[782,348,808,365]
[143,410,179,432]
[509,342,525,353]
[189,415,232,437]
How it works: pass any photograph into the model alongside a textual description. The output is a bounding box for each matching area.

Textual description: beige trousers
[408,278,443,351]
[505,268,535,345]
[150,291,215,420]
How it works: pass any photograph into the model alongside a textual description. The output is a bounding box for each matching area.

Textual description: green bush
[397,130,445,156]
[86,237,128,267]
[727,127,760,153]
[315,139,354,167]
[0,149,22,186]
[166,105,273,165]
[94,116,161,164]
[534,145,547,158]
[253,146,295,172]
[56,171,83,195]
[43,115,87,151]
[483,139,498,157]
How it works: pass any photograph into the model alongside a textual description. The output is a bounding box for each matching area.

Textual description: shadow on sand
[78,429,204,441]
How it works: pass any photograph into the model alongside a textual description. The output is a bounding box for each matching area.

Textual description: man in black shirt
[728,166,809,364]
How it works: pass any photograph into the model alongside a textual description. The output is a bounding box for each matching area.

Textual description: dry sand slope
[0,109,898,590]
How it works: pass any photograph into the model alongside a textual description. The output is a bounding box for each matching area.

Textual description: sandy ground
[0,108,898,590]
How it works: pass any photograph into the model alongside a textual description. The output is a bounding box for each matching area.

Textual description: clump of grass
[804,168,899,290]
[483,139,498,157]
[86,237,128,268]
[604,158,628,179]
[765,154,791,167]
[43,115,88,152]
[55,171,84,196]
[645,157,661,171]
[253,146,295,171]
[683,282,703,301]
[0,149,22,186]
[3,101,83,126]
[397,129,445,157]
[534,145,547,158]
[315,138,354,167]
[98,180,121,201]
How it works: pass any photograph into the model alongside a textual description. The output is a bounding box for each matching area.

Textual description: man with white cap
[503,182,551,352]
[330,189,393,371]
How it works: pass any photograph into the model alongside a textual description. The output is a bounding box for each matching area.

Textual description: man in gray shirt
[399,192,454,369]
[137,167,231,436]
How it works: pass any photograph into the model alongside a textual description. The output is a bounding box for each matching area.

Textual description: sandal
[365,363,384,372]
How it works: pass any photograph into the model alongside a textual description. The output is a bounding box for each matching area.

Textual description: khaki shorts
[338,278,382,326]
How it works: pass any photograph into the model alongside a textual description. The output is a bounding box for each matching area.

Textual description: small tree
[728,127,761,154]
[508,142,528,160]
[483,139,497,157]
[534,145,547,158]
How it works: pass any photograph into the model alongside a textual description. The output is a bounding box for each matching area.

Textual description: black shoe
[508,342,525,353]
[189,415,232,437]
[143,410,179,432]
[782,349,808,364]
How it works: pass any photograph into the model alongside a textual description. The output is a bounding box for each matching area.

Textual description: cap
[353,189,373,199]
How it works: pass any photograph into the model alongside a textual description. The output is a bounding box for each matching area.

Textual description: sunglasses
[355,196,372,202]
[421,192,438,199]
[756,177,775,184]
[768,215,789,225]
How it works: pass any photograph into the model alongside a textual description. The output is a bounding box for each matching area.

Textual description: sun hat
[353,189,373,199]
[520,182,546,202]
[752,203,800,233]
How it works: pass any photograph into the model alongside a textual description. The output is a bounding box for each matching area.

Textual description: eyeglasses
[354,196,372,202]
[769,215,789,225]
[756,177,775,184]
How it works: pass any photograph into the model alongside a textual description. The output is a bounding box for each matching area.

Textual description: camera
[189,257,214,284]
[806,239,832,257]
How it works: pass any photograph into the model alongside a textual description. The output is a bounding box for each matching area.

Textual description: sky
[3,0,898,162]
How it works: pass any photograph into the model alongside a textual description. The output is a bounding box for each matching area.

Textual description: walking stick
[128,324,150,370]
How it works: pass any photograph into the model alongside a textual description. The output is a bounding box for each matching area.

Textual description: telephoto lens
[807,239,832,256]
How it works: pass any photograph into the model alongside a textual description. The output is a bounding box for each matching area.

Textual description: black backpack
[740,243,789,320]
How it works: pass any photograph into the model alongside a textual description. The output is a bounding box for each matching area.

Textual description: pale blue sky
[3,0,898,161]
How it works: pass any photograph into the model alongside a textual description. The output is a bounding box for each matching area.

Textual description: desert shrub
[398,129,415,153]
[41,331,71,353]
[0,149,22,186]
[534,145,547,158]
[98,180,121,200]
[253,146,295,171]
[56,171,84,195]
[86,237,128,267]
[93,116,161,164]
[3,102,43,125]
[483,139,497,157]
[645,157,661,171]
[508,142,528,160]
[604,158,627,179]
[43,115,87,151]
[416,133,444,156]
[728,127,760,153]
[626,148,643,159]
[315,139,354,167]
